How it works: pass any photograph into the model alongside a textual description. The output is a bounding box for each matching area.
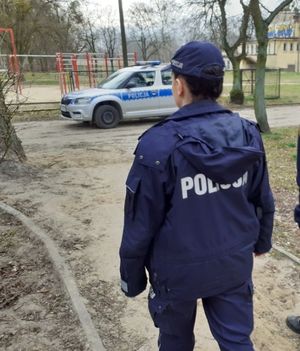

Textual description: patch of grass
[22,72,59,86]
[280,71,300,82]
[14,110,59,122]
[262,127,298,191]
[263,131,283,141]
[223,70,300,106]
[262,127,300,257]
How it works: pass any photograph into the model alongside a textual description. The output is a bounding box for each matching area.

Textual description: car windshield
[98,71,133,89]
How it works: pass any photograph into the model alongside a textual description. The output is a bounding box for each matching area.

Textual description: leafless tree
[81,18,99,53]
[128,0,178,61]
[185,0,252,104]
[0,0,84,55]
[249,0,294,132]
[128,2,160,60]
[98,7,119,70]
[0,74,26,162]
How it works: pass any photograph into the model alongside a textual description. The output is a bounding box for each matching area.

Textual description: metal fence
[0,53,138,108]
[56,52,137,94]
[1,55,297,112]
[241,68,281,99]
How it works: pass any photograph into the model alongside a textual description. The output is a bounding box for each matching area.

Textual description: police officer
[286,127,300,334]
[119,41,275,351]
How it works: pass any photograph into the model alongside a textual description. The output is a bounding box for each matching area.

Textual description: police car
[60,61,177,128]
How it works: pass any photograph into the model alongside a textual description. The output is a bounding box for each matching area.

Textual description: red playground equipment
[56,52,138,95]
[0,28,22,94]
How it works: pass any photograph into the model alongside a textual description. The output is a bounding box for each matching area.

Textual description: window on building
[297,43,300,51]
[270,42,275,55]
[290,43,293,51]
[283,43,287,51]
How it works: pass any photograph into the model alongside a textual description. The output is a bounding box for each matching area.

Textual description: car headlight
[73,97,93,105]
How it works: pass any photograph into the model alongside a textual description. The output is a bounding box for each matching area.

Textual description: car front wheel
[94,105,120,129]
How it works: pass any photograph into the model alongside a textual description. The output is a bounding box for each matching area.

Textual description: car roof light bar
[135,60,161,66]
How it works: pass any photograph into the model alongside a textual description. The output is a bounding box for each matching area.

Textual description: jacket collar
[166,100,231,121]
[138,100,232,141]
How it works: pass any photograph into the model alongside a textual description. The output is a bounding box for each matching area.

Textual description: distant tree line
[0,0,84,54]
[0,0,298,133]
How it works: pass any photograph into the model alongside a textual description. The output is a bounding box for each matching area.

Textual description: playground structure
[56,52,138,95]
[0,28,22,94]
[0,37,138,98]
[0,32,285,107]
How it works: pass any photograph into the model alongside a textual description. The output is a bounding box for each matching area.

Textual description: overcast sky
[85,0,295,17]
[86,0,137,12]
[82,0,299,32]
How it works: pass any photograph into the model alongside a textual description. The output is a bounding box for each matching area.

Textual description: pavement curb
[0,202,106,351]
[273,244,300,265]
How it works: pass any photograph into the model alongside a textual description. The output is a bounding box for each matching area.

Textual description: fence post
[91,54,96,87]
[56,53,63,96]
[61,53,67,95]
[62,53,67,95]
[71,54,80,90]
[278,68,281,98]
[134,51,138,64]
[8,55,14,74]
[86,53,93,88]
[56,53,67,95]
[251,69,254,95]
[104,54,109,77]
[8,28,22,94]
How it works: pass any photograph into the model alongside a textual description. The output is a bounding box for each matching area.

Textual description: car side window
[128,73,146,87]
[127,71,155,88]
[161,69,172,85]
[143,71,155,86]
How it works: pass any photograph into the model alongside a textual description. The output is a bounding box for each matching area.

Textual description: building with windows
[243,9,300,72]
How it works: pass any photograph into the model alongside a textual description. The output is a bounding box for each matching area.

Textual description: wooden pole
[118,0,128,67]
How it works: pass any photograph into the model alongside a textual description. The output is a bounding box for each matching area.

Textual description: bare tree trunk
[249,0,294,133]
[250,0,270,132]
[0,78,26,162]
[186,0,250,105]
[254,41,270,132]
[230,59,244,104]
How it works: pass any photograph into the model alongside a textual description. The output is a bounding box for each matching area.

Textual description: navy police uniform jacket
[119,100,275,300]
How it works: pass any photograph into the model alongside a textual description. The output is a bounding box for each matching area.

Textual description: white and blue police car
[60,61,177,128]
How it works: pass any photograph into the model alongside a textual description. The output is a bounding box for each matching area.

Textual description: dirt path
[0,117,299,350]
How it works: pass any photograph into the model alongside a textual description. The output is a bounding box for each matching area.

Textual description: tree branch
[265,0,294,25]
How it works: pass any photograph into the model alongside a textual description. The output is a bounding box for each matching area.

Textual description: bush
[230,89,244,105]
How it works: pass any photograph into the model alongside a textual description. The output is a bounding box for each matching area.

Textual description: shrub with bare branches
[0,74,26,163]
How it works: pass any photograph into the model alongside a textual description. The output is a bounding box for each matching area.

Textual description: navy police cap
[169,41,225,80]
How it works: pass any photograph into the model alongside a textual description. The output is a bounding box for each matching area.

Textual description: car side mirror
[126,82,137,89]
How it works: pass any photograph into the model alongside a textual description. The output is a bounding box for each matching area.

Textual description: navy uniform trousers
[148,279,254,351]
